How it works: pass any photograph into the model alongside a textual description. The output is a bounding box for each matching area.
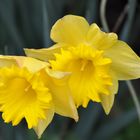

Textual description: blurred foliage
[0,0,140,140]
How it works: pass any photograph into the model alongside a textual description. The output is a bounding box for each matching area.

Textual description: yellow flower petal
[24,44,65,61]
[0,55,48,72]
[105,41,140,80]
[110,78,118,94]
[99,93,115,114]
[45,66,70,80]
[100,75,118,114]
[51,83,78,121]
[40,68,78,121]
[0,55,17,67]
[51,15,89,45]
[34,108,54,139]
[109,71,119,94]
[87,23,118,50]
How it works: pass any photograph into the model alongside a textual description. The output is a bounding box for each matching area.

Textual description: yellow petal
[33,108,54,139]
[0,55,48,72]
[52,83,78,121]
[51,15,89,45]
[110,71,119,94]
[45,66,70,80]
[24,44,65,61]
[87,23,118,50]
[18,57,48,72]
[105,41,140,80]
[41,68,78,121]
[100,93,115,114]
[100,77,118,114]
[0,55,17,67]
[100,72,119,114]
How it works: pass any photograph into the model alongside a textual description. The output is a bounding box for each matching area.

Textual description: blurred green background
[0,0,140,140]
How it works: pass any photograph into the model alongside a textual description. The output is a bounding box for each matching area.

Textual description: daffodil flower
[25,15,140,114]
[0,55,78,138]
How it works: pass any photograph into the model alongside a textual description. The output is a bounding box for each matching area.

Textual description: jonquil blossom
[0,56,78,138]
[25,15,140,114]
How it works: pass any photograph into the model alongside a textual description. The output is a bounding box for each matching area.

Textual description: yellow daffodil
[25,15,140,114]
[0,55,78,138]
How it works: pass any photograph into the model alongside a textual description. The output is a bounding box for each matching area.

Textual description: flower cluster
[1,15,140,138]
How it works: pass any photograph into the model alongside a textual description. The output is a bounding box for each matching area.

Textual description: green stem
[100,0,109,32]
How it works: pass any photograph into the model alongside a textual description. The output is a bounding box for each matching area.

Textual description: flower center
[8,77,37,103]
[80,59,93,72]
